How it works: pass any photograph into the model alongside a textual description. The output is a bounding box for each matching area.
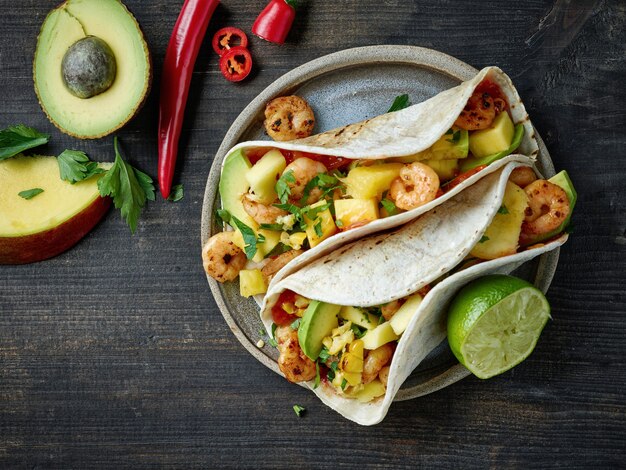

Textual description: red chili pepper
[252,0,297,45]
[219,47,253,82]
[158,0,220,199]
[212,27,248,56]
[443,165,488,192]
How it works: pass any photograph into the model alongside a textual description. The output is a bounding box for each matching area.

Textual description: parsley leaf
[299,173,341,205]
[0,125,49,161]
[380,198,398,216]
[293,404,306,417]
[388,94,410,113]
[57,150,105,184]
[259,223,284,231]
[167,184,184,202]
[340,378,348,390]
[97,137,155,234]
[18,188,44,200]
[216,209,262,259]
[276,170,295,204]
[313,220,323,237]
[479,235,490,243]
[497,205,509,215]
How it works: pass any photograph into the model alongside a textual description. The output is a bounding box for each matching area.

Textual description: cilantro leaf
[340,378,348,390]
[318,347,330,363]
[299,173,341,205]
[293,404,306,417]
[57,150,105,184]
[0,125,50,161]
[313,220,323,237]
[479,235,490,243]
[18,188,44,200]
[97,137,155,234]
[276,170,295,204]
[259,223,284,231]
[230,216,259,259]
[380,198,398,216]
[387,94,410,113]
[497,205,509,215]
[446,130,461,144]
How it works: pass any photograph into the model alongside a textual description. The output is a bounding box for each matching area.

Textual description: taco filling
[203,77,530,294]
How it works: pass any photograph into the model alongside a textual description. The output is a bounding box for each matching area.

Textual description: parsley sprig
[388,94,410,113]
[276,170,295,204]
[216,209,265,260]
[299,173,342,205]
[58,150,105,184]
[0,125,50,161]
[97,137,155,234]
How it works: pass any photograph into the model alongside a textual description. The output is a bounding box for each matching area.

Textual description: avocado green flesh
[460,124,525,172]
[297,301,341,360]
[62,36,117,99]
[34,0,151,138]
[524,170,576,245]
[218,150,256,228]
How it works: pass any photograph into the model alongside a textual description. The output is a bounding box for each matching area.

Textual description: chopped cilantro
[290,318,301,330]
[293,404,306,417]
[215,209,263,259]
[299,173,341,205]
[259,223,284,231]
[318,347,330,363]
[498,205,509,214]
[380,198,398,216]
[268,338,278,347]
[327,367,335,382]
[313,220,323,237]
[275,170,296,204]
[340,378,348,390]
[350,324,367,339]
[388,94,410,113]
[446,130,461,144]
[479,235,490,243]
[335,219,344,228]
[18,188,44,199]
[264,243,293,259]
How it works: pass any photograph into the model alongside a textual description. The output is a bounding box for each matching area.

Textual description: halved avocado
[33,0,151,139]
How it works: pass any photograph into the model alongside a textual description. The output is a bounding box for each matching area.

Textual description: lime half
[447,275,551,379]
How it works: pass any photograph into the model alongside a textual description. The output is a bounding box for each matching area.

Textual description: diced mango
[334,198,379,228]
[239,269,267,297]
[389,294,423,335]
[424,159,459,181]
[470,181,529,260]
[304,200,337,248]
[339,306,379,330]
[352,379,386,403]
[245,149,286,204]
[469,112,514,158]
[343,163,404,200]
[361,322,399,350]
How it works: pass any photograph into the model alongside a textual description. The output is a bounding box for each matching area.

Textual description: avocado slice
[297,301,341,360]
[521,170,577,246]
[459,123,525,172]
[33,0,151,139]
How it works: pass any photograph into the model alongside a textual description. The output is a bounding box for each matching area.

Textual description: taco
[203,67,540,297]
[259,160,575,425]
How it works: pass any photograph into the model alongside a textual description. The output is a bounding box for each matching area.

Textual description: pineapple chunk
[239,269,267,297]
[245,149,286,204]
[389,293,423,335]
[469,112,514,158]
[334,198,379,228]
[322,322,354,355]
[470,181,529,260]
[339,306,378,330]
[361,322,399,350]
[343,163,404,200]
[352,379,386,403]
[280,231,307,250]
[304,200,337,248]
[424,159,459,181]
[393,129,469,162]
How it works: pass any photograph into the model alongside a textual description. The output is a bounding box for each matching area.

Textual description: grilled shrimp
[276,325,317,383]
[378,366,390,387]
[520,180,570,244]
[362,344,394,385]
[261,249,303,284]
[242,194,288,225]
[283,157,328,204]
[389,162,440,211]
[509,166,537,189]
[264,95,315,142]
[202,232,247,282]
[454,91,505,130]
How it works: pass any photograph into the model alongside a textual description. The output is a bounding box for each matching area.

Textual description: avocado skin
[62,36,117,99]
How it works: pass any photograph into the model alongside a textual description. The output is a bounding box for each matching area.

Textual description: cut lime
[447,275,551,379]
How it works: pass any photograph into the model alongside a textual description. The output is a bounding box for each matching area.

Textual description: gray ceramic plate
[201,46,559,401]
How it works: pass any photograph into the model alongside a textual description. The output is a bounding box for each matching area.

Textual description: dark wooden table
[1,0,624,468]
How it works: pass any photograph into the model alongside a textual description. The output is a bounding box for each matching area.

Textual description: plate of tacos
[201,46,575,425]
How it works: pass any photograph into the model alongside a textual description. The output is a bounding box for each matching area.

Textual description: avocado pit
[62,36,117,99]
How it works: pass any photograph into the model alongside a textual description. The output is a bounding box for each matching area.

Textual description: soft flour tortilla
[221,66,538,284]
[261,161,567,425]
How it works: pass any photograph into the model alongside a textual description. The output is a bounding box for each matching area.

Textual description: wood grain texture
[1,0,625,468]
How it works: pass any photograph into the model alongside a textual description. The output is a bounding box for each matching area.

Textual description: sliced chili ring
[212,27,249,56]
[219,46,252,82]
